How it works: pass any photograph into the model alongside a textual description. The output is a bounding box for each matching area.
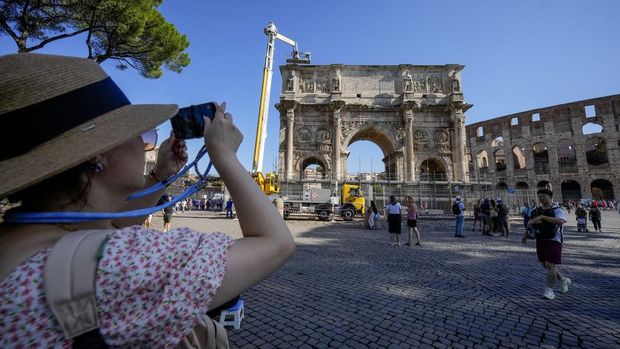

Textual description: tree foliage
[0,0,190,78]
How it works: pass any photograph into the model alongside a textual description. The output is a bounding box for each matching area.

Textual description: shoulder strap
[44,229,111,340]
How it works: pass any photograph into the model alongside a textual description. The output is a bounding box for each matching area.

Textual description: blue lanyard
[4,147,212,223]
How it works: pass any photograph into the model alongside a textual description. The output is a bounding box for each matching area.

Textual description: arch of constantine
[275,63,620,207]
[276,64,471,185]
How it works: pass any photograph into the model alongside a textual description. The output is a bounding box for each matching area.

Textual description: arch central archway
[344,126,399,181]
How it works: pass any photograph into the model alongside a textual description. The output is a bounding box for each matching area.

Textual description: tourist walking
[490,199,499,233]
[368,200,380,230]
[453,196,465,238]
[162,195,175,232]
[522,188,572,300]
[404,196,421,246]
[496,198,510,237]
[385,196,402,245]
[589,203,602,232]
[472,200,482,232]
[226,197,234,218]
[480,198,492,236]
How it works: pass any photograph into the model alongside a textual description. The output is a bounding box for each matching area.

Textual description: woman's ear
[89,154,106,173]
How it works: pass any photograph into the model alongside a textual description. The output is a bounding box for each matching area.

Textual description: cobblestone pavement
[152,210,620,348]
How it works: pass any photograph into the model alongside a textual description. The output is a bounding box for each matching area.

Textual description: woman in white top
[385,195,402,246]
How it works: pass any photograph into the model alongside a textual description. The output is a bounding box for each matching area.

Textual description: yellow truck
[284,183,365,221]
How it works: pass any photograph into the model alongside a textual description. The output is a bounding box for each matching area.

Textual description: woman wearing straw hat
[0,54,295,347]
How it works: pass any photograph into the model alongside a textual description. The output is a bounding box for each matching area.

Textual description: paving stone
[164,214,620,349]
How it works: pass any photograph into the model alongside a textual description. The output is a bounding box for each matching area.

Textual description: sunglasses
[141,129,158,151]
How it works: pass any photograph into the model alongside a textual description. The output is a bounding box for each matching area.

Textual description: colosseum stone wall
[466,94,620,203]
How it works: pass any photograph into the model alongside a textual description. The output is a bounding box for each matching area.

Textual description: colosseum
[466,94,620,205]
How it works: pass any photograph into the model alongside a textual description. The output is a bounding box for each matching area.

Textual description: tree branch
[24,27,92,51]
[85,7,97,59]
[0,19,20,43]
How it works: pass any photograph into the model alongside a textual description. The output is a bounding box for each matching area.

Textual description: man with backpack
[496,197,510,237]
[522,188,572,300]
[453,196,466,238]
[589,202,602,232]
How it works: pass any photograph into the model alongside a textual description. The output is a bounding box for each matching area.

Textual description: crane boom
[252,22,310,175]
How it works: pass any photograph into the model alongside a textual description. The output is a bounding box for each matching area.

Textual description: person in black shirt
[162,195,175,232]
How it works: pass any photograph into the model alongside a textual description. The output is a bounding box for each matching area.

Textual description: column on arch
[330,101,345,181]
[405,110,415,181]
[450,106,468,182]
[281,100,298,180]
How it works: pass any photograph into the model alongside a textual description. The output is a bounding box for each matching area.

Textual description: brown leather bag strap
[44,229,111,339]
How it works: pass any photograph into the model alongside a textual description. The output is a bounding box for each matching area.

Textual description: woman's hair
[8,162,94,212]
[389,195,396,203]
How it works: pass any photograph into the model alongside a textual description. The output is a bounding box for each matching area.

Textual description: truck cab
[340,184,365,220]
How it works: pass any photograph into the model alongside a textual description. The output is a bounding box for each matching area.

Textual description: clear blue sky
[2,0,618,175]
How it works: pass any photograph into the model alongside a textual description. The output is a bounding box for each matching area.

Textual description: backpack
[497,203,509,217]
[452,202,462,215]
[531,207,560,240]
[44,230,229,349]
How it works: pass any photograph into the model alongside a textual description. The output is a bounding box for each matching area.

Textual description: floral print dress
[0,226,234,348]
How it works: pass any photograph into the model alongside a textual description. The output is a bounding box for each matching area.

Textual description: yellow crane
[252,22,311,195]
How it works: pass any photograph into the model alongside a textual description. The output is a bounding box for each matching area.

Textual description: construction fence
[280,178,539,215]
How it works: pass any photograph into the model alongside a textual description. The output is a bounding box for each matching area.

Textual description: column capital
[276,99,298,112]
[399,101,417,113]
[329,100,346,112]
[449,101,473,113]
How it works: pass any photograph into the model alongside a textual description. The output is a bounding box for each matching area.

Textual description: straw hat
[0,53,178,198]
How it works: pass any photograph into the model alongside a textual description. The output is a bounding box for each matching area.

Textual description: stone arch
[343,126,397,155]
[477,150,489,168]
[344,126,399,180]
[297,154,330,180]
[585,136,609,166]
[557,139,578,173]
[515,181,529,189]
[512,146,526,169]
[496,181,508,190]
[419,157,448,181]
[561,180,582,201]
[532,143,549,174]
[591,179,614,200]
[557,139,576,162]
[494,149,506,172]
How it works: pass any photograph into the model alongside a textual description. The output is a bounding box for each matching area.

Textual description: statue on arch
[332,69,341,92]
[403,70,413,92]
[286,71,295,92]
[450,70,461,92]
